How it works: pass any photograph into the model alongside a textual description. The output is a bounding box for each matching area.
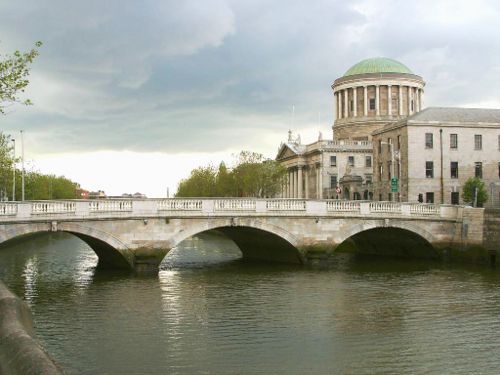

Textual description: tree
[176,166,217,197]
[0,132,15,200]
[0,41,42,114]
[462,177,488,207]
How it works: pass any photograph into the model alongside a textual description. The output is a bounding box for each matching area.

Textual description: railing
[266,199,306,211]
[369,201,402,214]
[158,199,202,211]
[0,199,464,221]
[89,200,132,212]
[31,201,76,214]
[0,203,17,216]
[214,199,256,211]
[327,200,360,212]
[410,204,439,216]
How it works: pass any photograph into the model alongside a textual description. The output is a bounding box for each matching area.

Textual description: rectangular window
[378,139,382,154]
[350,100,353,112]
[450,162,458,179]
[387,138,392,154]
[387,161,392,181]
[369,98,376,110]
[397,135,401,150]
[451,192,459,205]
[474,134,482,150]
[365,174,372,184]
[379,164,383,180]
[450,134,458,149]
[475,162,482,178]
[330,175,338,188]
[348,156,355,167]
[365,156,372,168]
[425,133,433,149]
[330,155,337,167]
[426,161,434,178]
[426,192,434,204]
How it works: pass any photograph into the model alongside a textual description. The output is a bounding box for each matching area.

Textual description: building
[277,57,425,199]
[372,107,500,206]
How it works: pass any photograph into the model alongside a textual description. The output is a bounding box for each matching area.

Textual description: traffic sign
[391,178,398,192]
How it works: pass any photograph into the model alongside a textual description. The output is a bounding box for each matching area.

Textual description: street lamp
[381,141,397,202]
[11,138,15,201]
[20,130,25,201]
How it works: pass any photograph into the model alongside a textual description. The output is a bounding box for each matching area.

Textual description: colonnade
[335,84,424,120]
[282,164,323,199]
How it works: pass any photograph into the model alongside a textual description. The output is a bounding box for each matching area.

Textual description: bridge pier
[130,247,170,273]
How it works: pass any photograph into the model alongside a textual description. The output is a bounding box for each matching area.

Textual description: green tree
[0,132,15,200]
[462,177,488,207]
[176,166,217,197]
[215,161,235,196]
[1,41,42,114]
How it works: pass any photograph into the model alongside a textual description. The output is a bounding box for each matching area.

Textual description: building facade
[277,57,425,199]
[372,107,500,207]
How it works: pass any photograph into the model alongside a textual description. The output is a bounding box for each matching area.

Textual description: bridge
[0,199,491,272]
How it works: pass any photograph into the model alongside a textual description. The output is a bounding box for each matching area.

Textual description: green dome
[343,57,413,77]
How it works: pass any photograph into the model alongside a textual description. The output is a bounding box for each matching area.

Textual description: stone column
[353,87,357,117]
[318,163,323,199]
[289,170,293,198]
[375,85,380,116]
[399,85,403,115]
[297,166,303,199]
[416,88,421,112]
[363,86,368,116]
[420,89,424,109]
[407,86,412,115]
[344,89,348,118]
[304,167,309,198]
[338,92,342,119]
[388,85,392,116]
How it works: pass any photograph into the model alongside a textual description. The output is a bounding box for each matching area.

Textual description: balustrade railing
[266,199,306,211]
[327,200,361,212]
[89,200,132,212]
[158,199,202,211]
[410,204,439,215]
[214,199,256,211]
[369,201,402,214]
[31,201,76,214]
[0,203,18,216]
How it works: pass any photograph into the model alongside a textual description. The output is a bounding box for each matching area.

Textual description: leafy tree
[176,151,287,198]
[0,132,15,200]
[0,41,42,114]
[462,177,488,207]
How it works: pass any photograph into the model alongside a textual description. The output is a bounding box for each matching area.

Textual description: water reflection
[1,232,500,374]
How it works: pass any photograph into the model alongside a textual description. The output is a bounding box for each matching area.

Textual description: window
[450,134,458,149]
[369,98,375,110]
[475,162,482,178]
[450,162,458,178]
[451,192,459,205]
[411,100,414,112]
[425,133,433,149]
[397,135,401,150]
[348,156,355,167]
[330,175,338,188]
[387,161,392,180]
[330,155,337,167]
[365,174,372,184]
[350,100,353,112]
[387,138,392,154]
[365,156,372,168]
[379,164,383,179]
[426,161,434,178]
[378,139,382,154]
[426,192,434,204]
[474,134,482,150]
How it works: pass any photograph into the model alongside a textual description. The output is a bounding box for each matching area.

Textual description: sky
[1,0,499,197]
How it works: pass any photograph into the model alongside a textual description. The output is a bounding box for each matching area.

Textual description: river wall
[484,209,500,260]
[0,281,63,375]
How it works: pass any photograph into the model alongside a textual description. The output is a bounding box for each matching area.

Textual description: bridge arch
[335,221,438,258]
[167,218,303,264]
[0,222,134,270]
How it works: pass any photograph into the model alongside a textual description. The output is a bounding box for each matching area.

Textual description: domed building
[332,57,425,140]
[276,57,425,200]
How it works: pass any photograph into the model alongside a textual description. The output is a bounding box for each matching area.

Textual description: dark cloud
[1,0,499,155]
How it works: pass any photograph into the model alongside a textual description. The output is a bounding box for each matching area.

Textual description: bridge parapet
[0,199,463,223]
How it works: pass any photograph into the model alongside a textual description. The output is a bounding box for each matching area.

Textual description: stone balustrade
[0,199,463,222]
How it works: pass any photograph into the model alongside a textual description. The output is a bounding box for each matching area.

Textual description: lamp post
[381,141,396,202]
[11,138,15,201]
[20,130,25,201]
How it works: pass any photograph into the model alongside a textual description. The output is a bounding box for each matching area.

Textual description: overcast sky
[1,0,499,196]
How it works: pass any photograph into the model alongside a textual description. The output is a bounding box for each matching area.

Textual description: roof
[408,107,500,124]
[344,57,413,77]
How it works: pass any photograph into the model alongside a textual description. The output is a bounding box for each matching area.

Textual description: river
[1,232,500,374]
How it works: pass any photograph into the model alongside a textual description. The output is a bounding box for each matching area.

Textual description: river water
[1,232,500,374]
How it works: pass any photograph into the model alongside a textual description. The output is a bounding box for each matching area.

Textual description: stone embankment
[484,209,500,263]
[0,281,63,375]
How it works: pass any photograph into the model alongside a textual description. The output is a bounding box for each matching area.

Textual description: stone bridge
[0,199,491,272]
